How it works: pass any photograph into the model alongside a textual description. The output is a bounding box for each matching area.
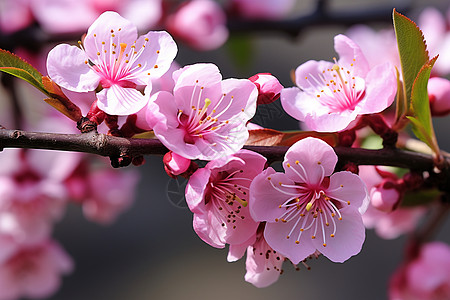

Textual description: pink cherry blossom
[230,0,296,20]
[243,226,286,288]
[0,0,33,34]
[0,238,73,300]
[146,63,258,160]
[0,148,77,244]
[389,242,450,300]
[47,11,177,115]
[186,150,266,248]
[166,0,228,51]
[249,73,284,105]
[81,168,139,224]
[358,166,425,240]
[31,0,162,34]
[281,34,397,132]
[250,137,368,264]
[428,77,450,117]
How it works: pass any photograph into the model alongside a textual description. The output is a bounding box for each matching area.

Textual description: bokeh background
[1,0,450,299]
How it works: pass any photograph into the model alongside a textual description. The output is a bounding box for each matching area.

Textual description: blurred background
[1,0,450,299]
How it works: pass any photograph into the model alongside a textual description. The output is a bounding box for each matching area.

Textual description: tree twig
[0,128,443,171]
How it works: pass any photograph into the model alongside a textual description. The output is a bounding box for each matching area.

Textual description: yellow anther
[306,202,313,212]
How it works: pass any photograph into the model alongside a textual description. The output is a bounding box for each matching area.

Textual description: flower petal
[326,171,369,213]
[97,84,150,115]
[83,11,138,61]
[311,207,365,263]
[334,34,369,77]
[249,168,297,222]
[358,62,397,114]
[264,221,316,264]
[47,44,100,92]
[284,137,337,183]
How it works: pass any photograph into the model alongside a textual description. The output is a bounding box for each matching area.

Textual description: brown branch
[0,128,444,170]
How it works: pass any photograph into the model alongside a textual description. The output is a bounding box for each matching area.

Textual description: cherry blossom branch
[0,127,445,172]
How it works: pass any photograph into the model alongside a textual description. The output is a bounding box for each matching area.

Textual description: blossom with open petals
[389,242,450,300]
[250,137,368,263]
[281,34,397,132]
[147,63,257,160]
[186,150,265,248]
[47,11,177,115]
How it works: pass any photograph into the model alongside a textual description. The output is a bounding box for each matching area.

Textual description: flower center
[206,169,252,229]
[305,58,365,113]
[176,81,244,156]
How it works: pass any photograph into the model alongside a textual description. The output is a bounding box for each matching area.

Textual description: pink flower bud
[166,0,228,51]
[370,180,400,213]
[248,73,283,105]
[163,151,191,177]
[428,77,450,116]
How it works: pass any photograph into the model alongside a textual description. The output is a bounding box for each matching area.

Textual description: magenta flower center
[267,161,350,247]
[176,82,243,149]
[83,30,152,88]
[305,60,365,113]
[205,169,251,230]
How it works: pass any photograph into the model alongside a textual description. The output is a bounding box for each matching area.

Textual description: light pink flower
[249,73,284,105]
[389,242,450,300]
[163,151,191,177]
[47,11,177,115]
[358,166,425,240]
[186,150,266,248]
[243,227,286,288]
[0,149,77,244]
[250,137,368,263]
[0,0,33,34]
[230,0,296,20]
[166,0,228,51]
[0,238,73,300]
[81,168,139,224]
[281,34,397,132]
[428,77,450,117]
[31,0,162,34]
[147,63,257,160]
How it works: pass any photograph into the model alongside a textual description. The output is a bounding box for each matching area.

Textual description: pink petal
[192,212,226,248]
[185,167,211,213]
[47,44,100,92]
[218,78,258,121]
[312,207,365,263]
[227,233,256,262]
[326,171,369,213]
[97,84,150,115]
[146,91,178,129]
[294,60,334,92]
[358,62,397,114]
[244,242,284,288]
[83,11,138,61]
[130,31,178,84]
[264,221,316,264]
[334,34,369,77]
[303,107,360,132]
[284,137,337,182]
[249,168,296,222]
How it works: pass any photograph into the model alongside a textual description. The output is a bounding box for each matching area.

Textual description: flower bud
[428,77,450,116]
[370,180,400,213]
[248,73,283,105]
[163,151,191,178]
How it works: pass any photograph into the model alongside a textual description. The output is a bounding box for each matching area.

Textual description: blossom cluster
[0,3,450,300]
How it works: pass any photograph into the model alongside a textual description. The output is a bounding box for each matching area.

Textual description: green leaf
[0,49,48,95]
[226,35,253,74]
[407,56,440,154]
[393,9,429,114]
[401,188,441,207]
